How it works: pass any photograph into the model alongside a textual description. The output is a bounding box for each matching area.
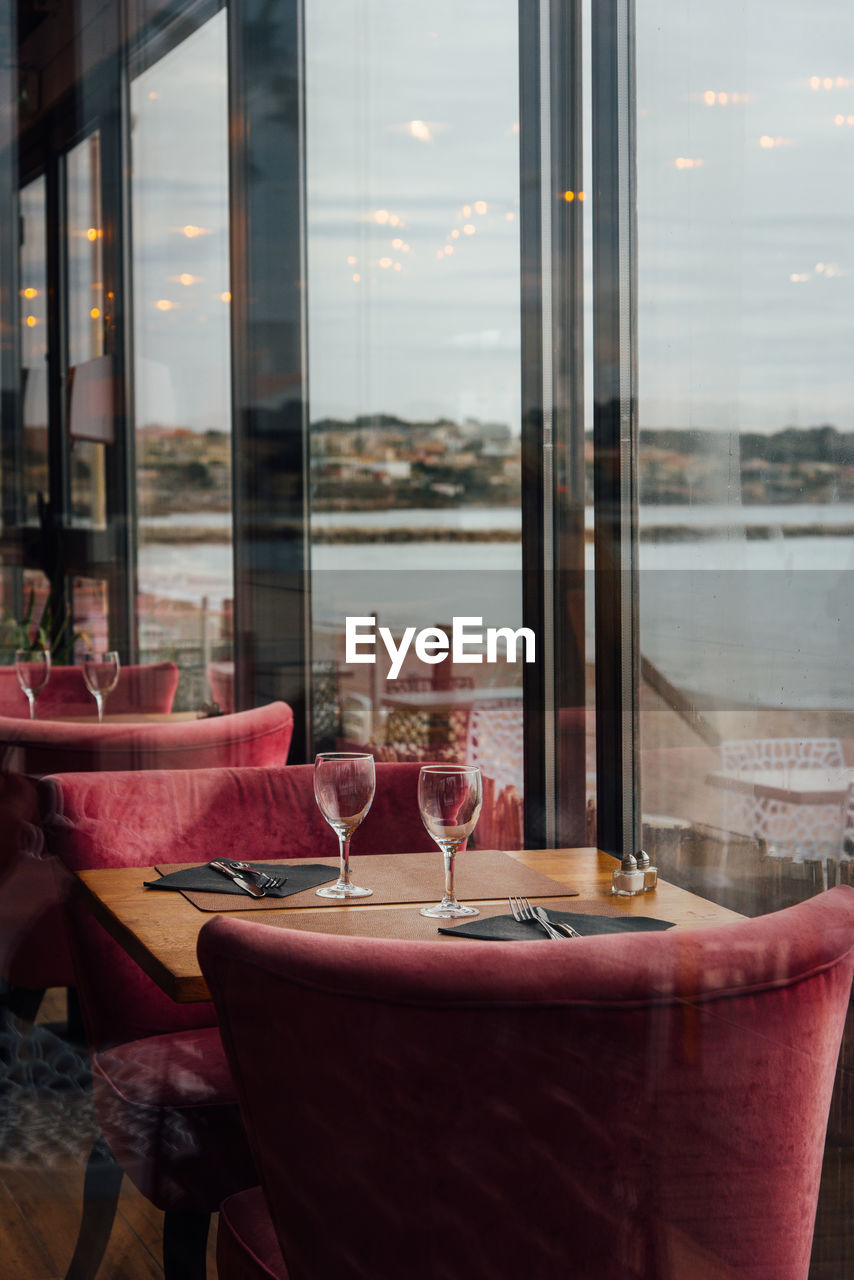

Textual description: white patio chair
[720,737,845,860]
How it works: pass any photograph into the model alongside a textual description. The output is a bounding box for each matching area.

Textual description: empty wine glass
[14,647,51,719]
[82,651,120,722]
[418,764,483,918]
[314,752,376,898]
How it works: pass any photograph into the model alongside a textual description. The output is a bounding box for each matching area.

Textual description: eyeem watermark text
[345,616,536,680]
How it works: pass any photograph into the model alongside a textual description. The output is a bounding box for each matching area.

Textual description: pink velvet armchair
[1,702,295,1010]
[200,887,854,1280]
[38,760,431,1279]
[0,659,179,719]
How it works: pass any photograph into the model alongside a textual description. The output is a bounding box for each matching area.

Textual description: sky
[636,0,854,432]
[127,0,854,436]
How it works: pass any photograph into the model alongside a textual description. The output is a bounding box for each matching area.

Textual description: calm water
[138,505,854,711]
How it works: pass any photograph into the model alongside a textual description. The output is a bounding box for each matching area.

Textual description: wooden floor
[1,990,852,1279]
[0,990,217,1279]
[0,1166,218,1279]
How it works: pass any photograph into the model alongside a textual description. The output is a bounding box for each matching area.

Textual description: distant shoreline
[140,522,854,545]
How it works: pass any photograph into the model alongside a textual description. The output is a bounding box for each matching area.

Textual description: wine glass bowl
[14,647,51,720]
[82,651,121,722]
[418,764,482,918]
[314,752,376,898]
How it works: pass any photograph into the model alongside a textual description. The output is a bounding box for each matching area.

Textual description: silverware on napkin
[534,905,581,938]
[210,859,267,898]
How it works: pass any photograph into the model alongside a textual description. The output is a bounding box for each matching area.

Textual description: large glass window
[130,9,233,708]
[19,174,48,527]
[305,1,525,843]
[66,130,107,529]
[636,0,854,912]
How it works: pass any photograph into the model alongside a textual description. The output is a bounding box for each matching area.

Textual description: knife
[210,859,267,898]
[534,905,579,938]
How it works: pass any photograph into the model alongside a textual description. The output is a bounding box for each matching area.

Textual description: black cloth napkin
[438,909,675,940]
[143,861,337,899]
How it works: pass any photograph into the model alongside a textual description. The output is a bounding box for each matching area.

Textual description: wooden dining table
[73,848,745,1004]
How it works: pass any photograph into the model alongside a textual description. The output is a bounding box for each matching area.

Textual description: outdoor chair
[720,736,845,860]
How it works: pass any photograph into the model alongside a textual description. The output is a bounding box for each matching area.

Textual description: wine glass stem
[443,844,459,903]
[95,693,104,723]
[338,833,352,887]
[26,691,36,720]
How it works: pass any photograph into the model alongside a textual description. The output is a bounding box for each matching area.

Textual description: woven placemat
[240,898,618,942]
[154,850,580,914]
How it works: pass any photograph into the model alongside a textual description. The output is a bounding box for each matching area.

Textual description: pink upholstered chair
[0,660,179,719]
[38,760,430,1279]
[199,887,854,1280]
[1,702,295,1016]
[0,698,293,775]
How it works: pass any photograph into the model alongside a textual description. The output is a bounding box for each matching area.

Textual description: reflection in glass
[635,0,854,914]
[66,131,107,528]
[73,576,110,659]
[130,11,233,709]
[14,647,51,719]
[83,650,120,722]
[19,176,48,526]
[306,2,524,845]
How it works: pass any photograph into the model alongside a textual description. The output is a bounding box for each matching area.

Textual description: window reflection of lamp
[67,354,115,445]
[134,358,178,428]
[67,355,114,530]
[22,363,47,431]
[21,365,48,524]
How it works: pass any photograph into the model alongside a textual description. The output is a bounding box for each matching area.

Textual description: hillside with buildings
[133,419,854,517]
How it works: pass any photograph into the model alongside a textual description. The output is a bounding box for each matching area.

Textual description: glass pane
[19,175,48,526]
[305,1,524,846]
[0,559,20,654]
[637,0,854,912]
[73,575,109,654]
[130,10,233,710]
[66,130,107,528]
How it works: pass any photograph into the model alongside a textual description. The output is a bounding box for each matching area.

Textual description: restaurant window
[634,0,854,911]
[66,130,107,530]
[129,7,234,710]
[19,174,49,528]
[304,0,527,845]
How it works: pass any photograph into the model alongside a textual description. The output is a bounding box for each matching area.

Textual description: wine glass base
[420,902,479,919]
[316,882,373,899]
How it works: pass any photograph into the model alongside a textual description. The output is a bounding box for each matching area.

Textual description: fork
[226,860,287,892]
[508,896,562,940]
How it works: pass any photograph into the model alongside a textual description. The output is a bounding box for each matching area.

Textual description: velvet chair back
[2,703,294,993]
[0,699,293,776]
[200,887,854,1280]
[40,760,432,1047]
[0,660,179,719]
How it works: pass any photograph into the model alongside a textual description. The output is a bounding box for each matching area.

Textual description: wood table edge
[76,847,745,1003]
[75,868,207,1003]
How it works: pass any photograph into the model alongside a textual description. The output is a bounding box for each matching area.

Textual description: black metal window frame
[2,0,641,839]
[2,56,135,660]
[591,0,641,862]
[519,0,588,848]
